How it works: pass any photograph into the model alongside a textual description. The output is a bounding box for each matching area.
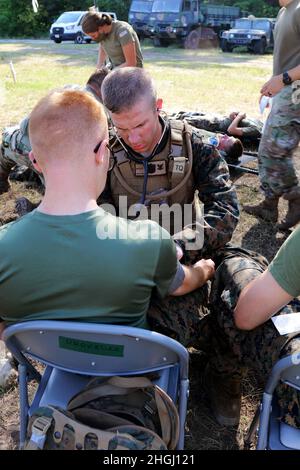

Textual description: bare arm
[116,41,137,68]
[97,46,108,68]
[227,112,246,137]
[171,259,215,296]
[234,270,293,331]
[261,64,300,97]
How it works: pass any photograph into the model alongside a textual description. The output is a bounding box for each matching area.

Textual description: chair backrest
[264,352,300,395]
[3,320,189,380]
[257,352,300,450]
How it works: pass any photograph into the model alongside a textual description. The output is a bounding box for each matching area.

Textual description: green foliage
[205,0,280,18]
[97,0,131,20]
[0,0,279,38]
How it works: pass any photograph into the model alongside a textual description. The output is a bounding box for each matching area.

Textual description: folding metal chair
[245,352,300,450]
[3,320,189,450]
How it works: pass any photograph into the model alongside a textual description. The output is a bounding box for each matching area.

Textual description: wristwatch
[282,71,292,86]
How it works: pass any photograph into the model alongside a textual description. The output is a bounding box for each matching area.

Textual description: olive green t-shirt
[0,209,177,328]
[101,21,143,68]
[269,225,300,298]
[273,0,300,76]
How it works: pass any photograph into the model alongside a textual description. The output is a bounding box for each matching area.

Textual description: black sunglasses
[93,139,114,170]
[93,139,113,154]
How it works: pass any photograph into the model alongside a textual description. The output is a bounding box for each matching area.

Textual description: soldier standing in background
[81,8,143,69]
[244,0,300,230]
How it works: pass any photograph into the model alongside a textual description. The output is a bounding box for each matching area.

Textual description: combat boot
[277,197,300,231]
[243,197,279,222]
[203,365,241,427]
[0,165,10,195]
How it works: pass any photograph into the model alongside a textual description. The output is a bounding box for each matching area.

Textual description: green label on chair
[59,336,124,357]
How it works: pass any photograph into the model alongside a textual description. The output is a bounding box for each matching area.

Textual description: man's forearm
[171,259,215,296]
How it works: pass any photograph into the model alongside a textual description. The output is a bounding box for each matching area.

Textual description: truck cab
[221,17,275,54]
[144,0,240,48]
[128,0,154,39]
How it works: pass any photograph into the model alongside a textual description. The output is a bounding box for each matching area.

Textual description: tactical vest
[109,120,195,218]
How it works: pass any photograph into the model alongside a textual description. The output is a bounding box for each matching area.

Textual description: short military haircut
[225,138,244,163]
[86,67,109,89]
[102,67,157,114]
[81,8,112,34]
[86,67,110,102]
[29,88,107,163]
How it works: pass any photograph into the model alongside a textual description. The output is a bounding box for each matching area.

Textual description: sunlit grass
[0,41,273,128]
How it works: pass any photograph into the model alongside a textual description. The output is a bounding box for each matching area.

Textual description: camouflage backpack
[25,375,179,450]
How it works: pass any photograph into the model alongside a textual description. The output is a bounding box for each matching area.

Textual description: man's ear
[29,151,42,172]
[94,139,108,166]
[156,98,163,111]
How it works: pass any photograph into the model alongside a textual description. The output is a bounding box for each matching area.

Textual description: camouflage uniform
[171,111,263,143]
[258,85,300,199]
[0,116,35,174]
[148,244,300,429]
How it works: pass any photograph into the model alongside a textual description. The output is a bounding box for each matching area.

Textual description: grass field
[0,40,273,127]
[0,40,294,450]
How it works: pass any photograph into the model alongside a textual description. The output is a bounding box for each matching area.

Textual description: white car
[50,10,117,44]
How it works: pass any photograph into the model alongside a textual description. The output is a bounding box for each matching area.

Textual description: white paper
[259,95,270,114]
[272,313,300,335]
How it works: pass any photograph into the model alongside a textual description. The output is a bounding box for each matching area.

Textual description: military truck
[220,17,275,54]
[128,0,153,39]
[139,0,241,48]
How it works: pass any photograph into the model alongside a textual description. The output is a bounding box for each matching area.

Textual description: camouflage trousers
[0,122,44,183]
[258,85,300,199]
[147,244,300,429]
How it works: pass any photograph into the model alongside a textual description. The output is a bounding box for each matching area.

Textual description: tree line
[0,1,279,38]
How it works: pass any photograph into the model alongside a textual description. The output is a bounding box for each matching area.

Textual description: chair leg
[257,393,273,450]
[244,405,260,449]
[177,379,189,450]
[18,364,29,449]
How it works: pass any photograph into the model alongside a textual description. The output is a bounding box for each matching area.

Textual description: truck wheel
[254,38,266,54]
[74,33,84,44]
[153,38,161,47]
[153,38,169,47]
[85,38,92,44]
[184,30,200,49]
[221,39,232,52]
[54,38,62,44]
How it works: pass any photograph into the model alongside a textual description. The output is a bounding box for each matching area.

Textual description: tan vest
[109,120,195,219]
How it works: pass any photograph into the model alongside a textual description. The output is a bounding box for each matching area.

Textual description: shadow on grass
[241,222,290,261]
